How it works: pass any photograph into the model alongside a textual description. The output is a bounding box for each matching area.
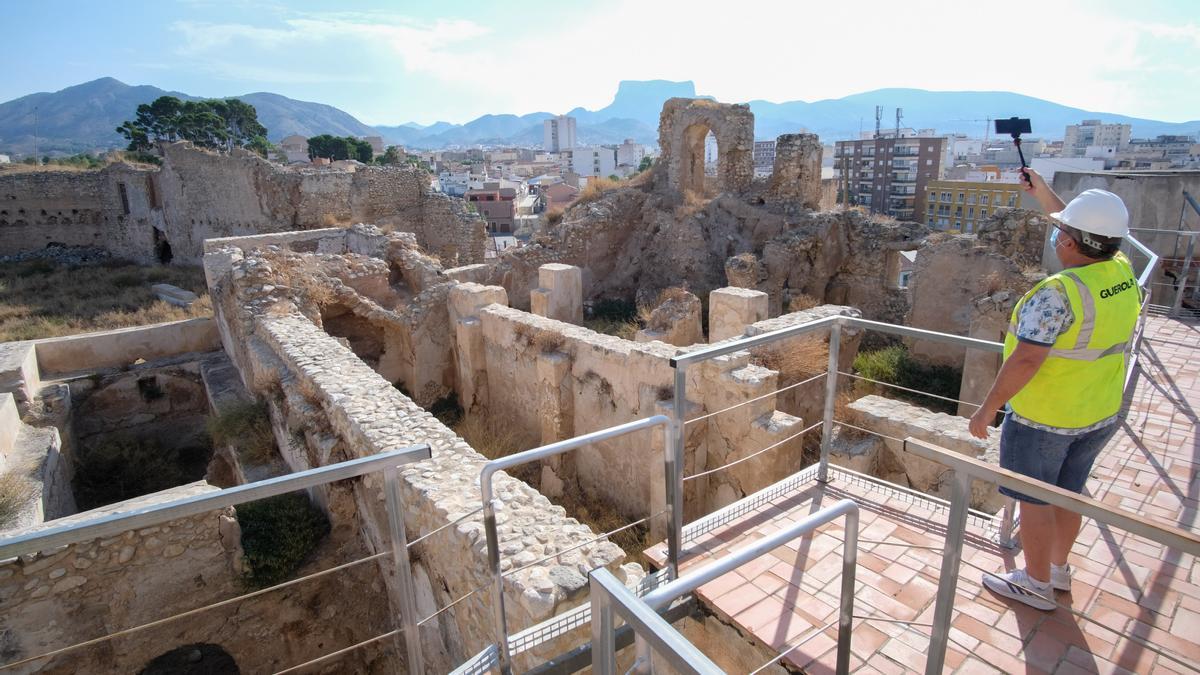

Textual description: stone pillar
[959,305,1010,418]
[0,393,19,459]
[708,287,769,342]
[767,133,822,208]
[449,283,509,413]
[0,343,41,413]
[530,263,583,325]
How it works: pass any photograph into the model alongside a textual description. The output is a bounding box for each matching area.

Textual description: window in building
[955,221,962,230]
[927,145,934,152]
[955,206,963,216]
[926,159,933,165]
[968,207,974,219]
[1007,194,1017,207]
[981,194,989,205]
[117,183,131,215]
[980,208,988,218]
[957,193,965,203]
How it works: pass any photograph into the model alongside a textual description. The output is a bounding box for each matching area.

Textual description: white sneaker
[982,568,1056,611]
[1050,563,1072,592]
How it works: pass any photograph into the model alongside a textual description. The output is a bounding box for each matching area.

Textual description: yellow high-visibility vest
[1003,252,1142,429]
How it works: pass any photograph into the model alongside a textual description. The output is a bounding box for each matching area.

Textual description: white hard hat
[1050,189,1129,238]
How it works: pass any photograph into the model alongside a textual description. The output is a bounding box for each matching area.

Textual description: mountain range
[1,77,1196,156]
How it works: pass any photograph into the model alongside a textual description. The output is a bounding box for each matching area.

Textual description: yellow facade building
[925,180,1023,233]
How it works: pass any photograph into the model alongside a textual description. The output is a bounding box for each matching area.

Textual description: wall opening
[71,368,213,511]
[320,304,385,369]
[117,182,131,215]
[679,123,717,195]
[153,228,174,264]
[140,644,240,675]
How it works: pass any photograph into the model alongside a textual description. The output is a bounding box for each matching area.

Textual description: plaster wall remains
[0,482,397,674]
[841,395,1002,512]
[0,143,485,266]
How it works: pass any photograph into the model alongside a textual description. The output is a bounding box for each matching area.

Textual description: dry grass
[453,414,539,484]
[576,177,623,206]
[545,207,565,228]
[636,286,692,327]
[752,338,829,383]
[675,189,715,219]
[786,293,822,313]
[551,488,651,559]
[0,260,212,342]
[533,331,566,354]
[0,472,34,528]
[583,318,640,341]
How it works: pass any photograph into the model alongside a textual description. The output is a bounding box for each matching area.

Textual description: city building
[615,139,646,172]
[279,135,309,164]
[538,182,580,211]
[753,141,776,178]
[465,181,518,234]
[923,178,1023,233]
[543,115,577,152]
[834,135,946,220]
[569,147,617,178]
[1063,120,1131,158]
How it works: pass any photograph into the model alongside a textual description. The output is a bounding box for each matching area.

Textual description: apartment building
[543,115,577,153]
[1063,120,1131,158]
[568,147,617,177]
[465,181,518,233]
[834,136,946,220]
[923,179,1022,233]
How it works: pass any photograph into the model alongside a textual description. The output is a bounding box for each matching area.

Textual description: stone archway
[658,98,754,196]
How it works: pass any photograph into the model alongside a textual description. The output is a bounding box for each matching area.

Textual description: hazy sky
[4,0,1198,125]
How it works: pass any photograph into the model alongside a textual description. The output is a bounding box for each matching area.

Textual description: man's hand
[968,406,998,439]
[1019,167,1067,213]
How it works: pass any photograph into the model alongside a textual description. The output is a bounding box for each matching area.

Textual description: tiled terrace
[646,315,1199,674]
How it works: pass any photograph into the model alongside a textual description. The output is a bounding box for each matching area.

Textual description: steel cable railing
[479,416,671,674]
[682,371,827,427]
[683,420,822,483]
[0,550,393,672]
[0,446,433,674]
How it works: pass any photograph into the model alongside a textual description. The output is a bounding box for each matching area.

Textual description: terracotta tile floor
[646,316,1200,673]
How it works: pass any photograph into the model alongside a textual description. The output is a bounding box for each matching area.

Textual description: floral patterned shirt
[1014,280,1073,346]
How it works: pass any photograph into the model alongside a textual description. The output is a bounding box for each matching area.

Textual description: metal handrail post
[998,497,1016,548]
[818,320,842,483]
[835,500,860,674]
[1171,236,1195,317]
[924,469,971,675]
[383,468,425,674]
[668,364,687,580]
[478,416,669,674]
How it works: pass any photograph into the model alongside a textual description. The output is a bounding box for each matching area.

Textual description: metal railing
[904,436,1200,675]
[589,499,860,675]
[0,445,432,673]
[480,416,671,674]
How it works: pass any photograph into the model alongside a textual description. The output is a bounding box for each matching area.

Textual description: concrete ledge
[32,318,221,376]
[202,227,349,255]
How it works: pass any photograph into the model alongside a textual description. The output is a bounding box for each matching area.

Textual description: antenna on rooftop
[874,106,882,140]
[895,108,903,138]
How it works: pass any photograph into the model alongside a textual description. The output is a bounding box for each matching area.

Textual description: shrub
[590,298,638,323]
[237,492,330,589]
[545,207,565,228]
[208,400,277,464]
[852,345,962,413]
[428,394,464,427]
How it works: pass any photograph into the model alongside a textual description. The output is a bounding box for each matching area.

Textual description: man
[968,168,1141,611]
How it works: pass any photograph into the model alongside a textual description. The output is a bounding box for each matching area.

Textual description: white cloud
[167,1,1200,123]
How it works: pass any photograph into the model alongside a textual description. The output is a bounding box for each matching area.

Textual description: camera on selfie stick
[995,117,1033,189]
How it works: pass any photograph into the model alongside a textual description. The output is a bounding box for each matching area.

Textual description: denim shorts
[997,413,1118,505]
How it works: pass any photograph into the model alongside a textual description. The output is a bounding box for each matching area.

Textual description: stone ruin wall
[203,236,642,672]
[0,482,397,674]
[0,142,486,267]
